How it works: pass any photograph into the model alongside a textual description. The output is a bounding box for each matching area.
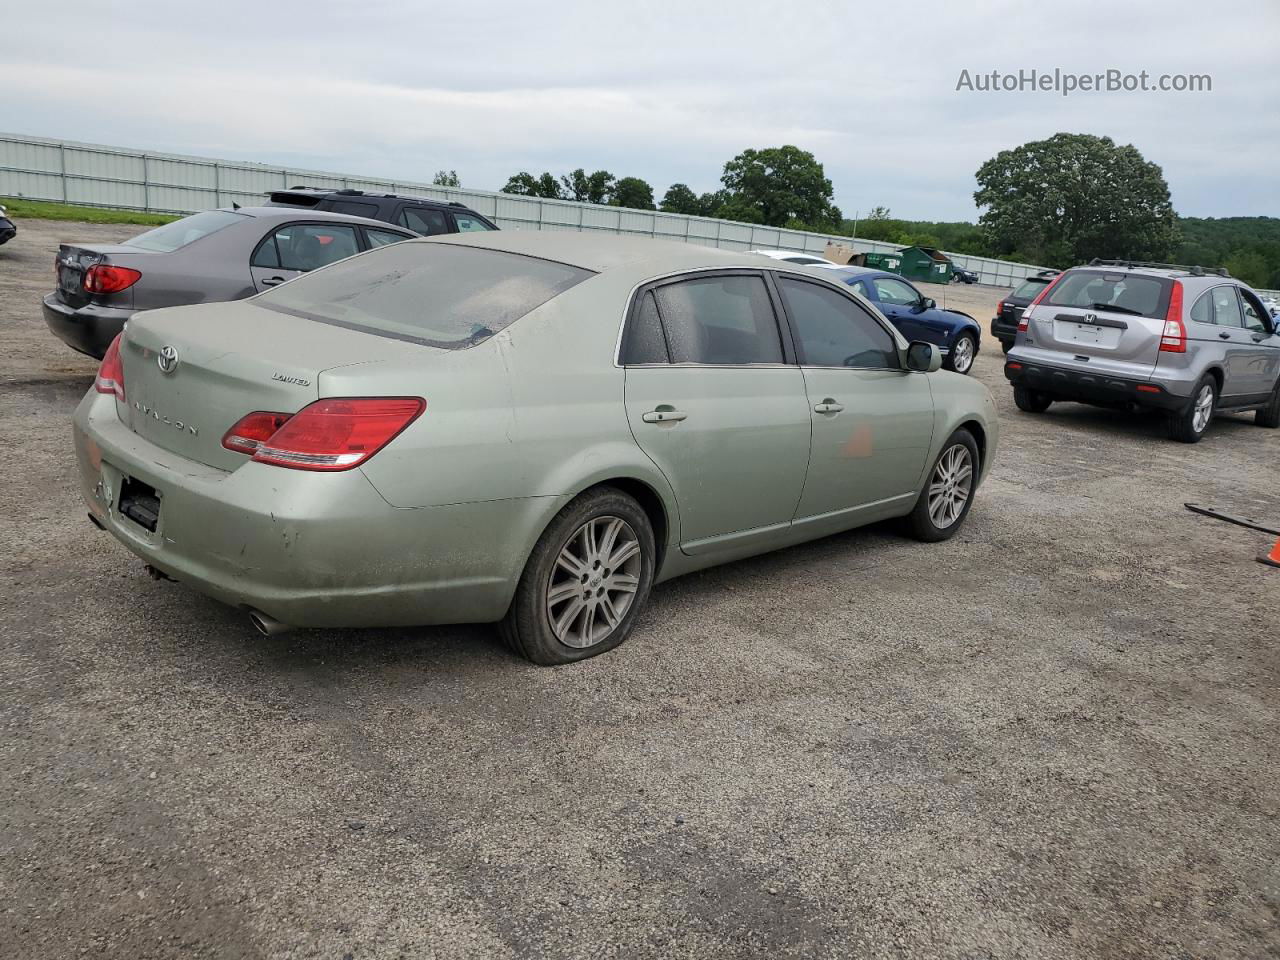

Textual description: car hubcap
[928,444,973,529]
[546,516,642,648]
[1192,385,1214,433]
[953,337,974,373]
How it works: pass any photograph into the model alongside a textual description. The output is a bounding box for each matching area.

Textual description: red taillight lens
[1159,280,1186,353]
[996,299,1006,314]
[249,397,425,471]
[222,411,293,455]
[83,264,142,295]
[94,334,126,401]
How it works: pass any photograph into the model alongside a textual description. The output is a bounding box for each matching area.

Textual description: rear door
[249,222,361,292]
[775,275,934,522]
[621,271,812,556]
[396,205,452,236]
[1024,269,1171,379]
[1188,284,1255,398]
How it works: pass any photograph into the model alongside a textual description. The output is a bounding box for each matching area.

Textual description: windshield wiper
[1089,302,1145,316]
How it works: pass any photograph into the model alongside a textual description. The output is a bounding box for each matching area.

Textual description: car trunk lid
[119,300,412,471]
[55,243,155,310]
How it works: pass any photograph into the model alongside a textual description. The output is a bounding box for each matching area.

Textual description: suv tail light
[996,299,1006,315]
[1019,273,1064,332]
[83,264,142,295]
[1159,280,1186,353]
[226,397,425,471]
[94,333,126,401]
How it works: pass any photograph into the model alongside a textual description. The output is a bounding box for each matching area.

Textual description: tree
[611,176,656,210]
[560,168,615,204]
[718,145,842,230]
[974,133,1179,268]
[432,170,461,187]
[501,172,563,199]
[660,183,701,215]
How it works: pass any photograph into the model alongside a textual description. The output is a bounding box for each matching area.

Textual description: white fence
[2,131,1056,287]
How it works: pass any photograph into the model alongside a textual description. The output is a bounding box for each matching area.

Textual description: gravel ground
[2,218,1278,960]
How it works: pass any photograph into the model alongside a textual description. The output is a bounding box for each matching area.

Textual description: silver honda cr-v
[1003,259,1280,442]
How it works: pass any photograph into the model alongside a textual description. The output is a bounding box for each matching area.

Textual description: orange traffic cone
[1260,535,1280,568]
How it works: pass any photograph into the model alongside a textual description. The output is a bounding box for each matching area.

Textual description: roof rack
[1088,258,1230,278]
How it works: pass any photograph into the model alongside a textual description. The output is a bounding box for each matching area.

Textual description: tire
[500,487,656,665]
[1013,385,1052,413]
[1167,376,1216,443]
[905,429,980,543]
[1000,340,1013,355]
[945,334,976,375]
[1256,380,1280,428]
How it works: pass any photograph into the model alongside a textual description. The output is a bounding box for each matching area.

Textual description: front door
[774,275,935,523]
[1238,288,1280,397]
[620,273,812,555]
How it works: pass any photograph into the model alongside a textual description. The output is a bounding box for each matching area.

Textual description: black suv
[264,188,498,236]
[991,269,1060,353]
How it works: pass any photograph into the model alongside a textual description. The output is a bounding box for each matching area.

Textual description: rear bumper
[43,293,132,360]
[0,218,15,245]
[73,391,564,629]
[991,317,1018,343]
[1003,358,1186,411]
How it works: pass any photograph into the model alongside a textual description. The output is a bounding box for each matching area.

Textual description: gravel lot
[2,218,1278,960]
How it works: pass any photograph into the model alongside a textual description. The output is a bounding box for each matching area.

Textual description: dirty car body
[73,232,998,661]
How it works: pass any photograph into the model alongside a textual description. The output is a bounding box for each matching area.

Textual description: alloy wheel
[1192,384,1214,434]
[928,444,973,529]
[546,516,643,648]
[952,336,975,373]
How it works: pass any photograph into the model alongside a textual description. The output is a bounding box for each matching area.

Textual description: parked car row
[1003,259,1280,442]
[72,231,998,664]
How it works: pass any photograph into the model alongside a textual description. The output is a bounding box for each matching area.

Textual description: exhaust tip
[247,609,291,637]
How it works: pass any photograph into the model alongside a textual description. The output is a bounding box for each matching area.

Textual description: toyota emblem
[157,345,180,374]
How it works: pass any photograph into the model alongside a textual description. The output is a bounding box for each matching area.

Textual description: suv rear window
[125,210,246,253]
[1011,276,1051,300]
[256,242,594,349]
[1044,269,1171,319]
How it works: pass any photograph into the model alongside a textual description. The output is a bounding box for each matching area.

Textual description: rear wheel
[906,429,979,543]
[1013,386,1052,413]
[1000,340,1013,355]
[1168,377,1216,443]
[501,488,656,665]
[1256,380,1280,428]
[946,334,976,374]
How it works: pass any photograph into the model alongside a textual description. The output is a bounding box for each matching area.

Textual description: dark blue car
[825,267,982,374]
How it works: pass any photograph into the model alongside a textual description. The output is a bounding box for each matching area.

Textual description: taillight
[94,334,126,401]
[222,411,293,455]
[83,264,142,295]
[1020,273,1065,332]
[1159,280,1186,353]
[245,397,425,471]
[996,300,1006,314]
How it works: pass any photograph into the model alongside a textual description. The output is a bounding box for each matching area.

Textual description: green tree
[560,168,616,204]
[432,170,461,187]
[718,145,842,230]
[660,183,701,215]
[974,133,1179,268]
[501,172,563,199]
[611,177,656,210]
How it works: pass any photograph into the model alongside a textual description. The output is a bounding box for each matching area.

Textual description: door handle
[813,399,844,414]
[641,408,687,424]
[260,276,286,287]
[1219,332,1231,340]
[1253,335,1266,343]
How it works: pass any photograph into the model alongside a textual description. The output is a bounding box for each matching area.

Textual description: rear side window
[256,243,594,349]
[327,199,379,219]
[620,291,669,364]
[453,213,496,232]
[126,210,245,253]
[1210,286,1243,327]
[654,275,783,365]
[1011,277,1051,300]
[1045,270,1170,318]
[778,277,899,369]
[265,223,360,272]
[399,207,449,236]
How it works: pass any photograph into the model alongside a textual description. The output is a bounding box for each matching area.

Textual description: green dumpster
[897,246,953,283]
[862,252,902,273]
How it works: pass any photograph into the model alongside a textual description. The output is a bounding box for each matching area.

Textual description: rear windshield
[1010,276,1051,300]
[126,210,246,253]
[1044,269,1171,319]
[255,242,595,349]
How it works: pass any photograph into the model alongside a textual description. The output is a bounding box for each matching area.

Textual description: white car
[750,249,844,269]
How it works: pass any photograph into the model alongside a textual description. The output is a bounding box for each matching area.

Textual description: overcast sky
[2,0,1277,222]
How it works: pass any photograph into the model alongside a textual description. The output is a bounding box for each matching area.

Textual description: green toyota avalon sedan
[73,232,999,664]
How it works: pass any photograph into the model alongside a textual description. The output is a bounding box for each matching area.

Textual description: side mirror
[915,297,936,311]
[906,341,942,373]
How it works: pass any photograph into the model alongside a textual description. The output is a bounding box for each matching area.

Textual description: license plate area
[118,475,162,532]
[1056,320,1120,349]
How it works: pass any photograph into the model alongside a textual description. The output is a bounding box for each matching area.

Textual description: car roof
[422,231,812,273]
[269,188,474,210]
[219,206,415,231]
